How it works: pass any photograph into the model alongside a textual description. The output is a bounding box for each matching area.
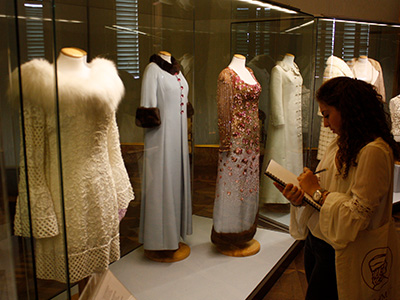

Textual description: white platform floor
[109,215,295,300]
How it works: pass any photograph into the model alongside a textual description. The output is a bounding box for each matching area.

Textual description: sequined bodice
[213,67,261,237]
[228,68,262,153]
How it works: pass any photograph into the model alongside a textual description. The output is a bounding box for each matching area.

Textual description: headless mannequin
[57,47,90,78]
[352,55,378,84]
[57,48,90,295]
[158,50,172,64]
[282,53,295,67]
[213,54,260,258]
[143,50,191,263]
[228,54,257,85]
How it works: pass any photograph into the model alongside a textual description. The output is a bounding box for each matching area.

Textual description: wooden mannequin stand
[144,242,191,262]
[215,239,260,257]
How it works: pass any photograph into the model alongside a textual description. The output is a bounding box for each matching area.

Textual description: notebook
[264,159,321,211]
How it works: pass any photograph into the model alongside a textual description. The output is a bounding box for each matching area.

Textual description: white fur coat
[12,57,134,283]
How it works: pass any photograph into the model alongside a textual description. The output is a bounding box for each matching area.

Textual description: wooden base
[144,242,191,262]
[215,239,261,257]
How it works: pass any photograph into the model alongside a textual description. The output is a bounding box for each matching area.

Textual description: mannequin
[351,55,379,84]
[390,95,400,142]
[158,50,172,63]
[348,55,386,101]
[56,47,90,77]
[317,55,354,160]
[228,54,257,85]
[282,53,295,67]
[259,53,303,204]
[59,49,91,293]
[212,55,262,257]
[139,51,192,262]
[12,47,134,285]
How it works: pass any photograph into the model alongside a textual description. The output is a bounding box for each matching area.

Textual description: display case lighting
[0,14,82,24]
[237,0,297,14]
[24,3,43,8]
[285,20,314,32]
[105,25,150,36]
[321,18,400,28]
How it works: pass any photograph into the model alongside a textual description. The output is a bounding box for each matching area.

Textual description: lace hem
[36,234,120,283]
[14,213,59,238]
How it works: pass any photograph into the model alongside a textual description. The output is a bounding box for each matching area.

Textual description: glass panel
[2,0,399,299]
[6,0,70,298]
[51,0,195,296]
[313,18,400,166]
[230,6,315,227]
[0,3,19,295]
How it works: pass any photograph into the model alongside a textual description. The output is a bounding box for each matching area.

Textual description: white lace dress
[12,58,134,283]
[389,95,400,142]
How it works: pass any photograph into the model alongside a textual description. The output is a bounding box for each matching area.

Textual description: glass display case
[229,4,315,227]
[233,15,400,227]
[312,17,400,151]
[1,0,399,299]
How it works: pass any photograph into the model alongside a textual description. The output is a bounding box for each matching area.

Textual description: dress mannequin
[140,51,192,262]
[12,47,134,287]
[348,55,385,101]
[316,55,354,160]
[57,47,90,78]
[158,50,172,64]
[228,54,257,85]
[282,53,295,68]
[352,55,379,84]
[259,52,303,204]
[390,95,400,142]
[58,47,130,294]
[212,55,262,257]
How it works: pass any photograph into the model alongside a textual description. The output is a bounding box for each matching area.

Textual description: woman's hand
[273,182,305,206]
[297,167,321,196]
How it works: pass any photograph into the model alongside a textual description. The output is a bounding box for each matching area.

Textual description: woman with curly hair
[275,77,400,299]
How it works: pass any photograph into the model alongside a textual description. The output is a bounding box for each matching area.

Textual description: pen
[313,168,328,175]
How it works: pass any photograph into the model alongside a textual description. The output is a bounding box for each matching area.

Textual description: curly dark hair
[316,77,400,178]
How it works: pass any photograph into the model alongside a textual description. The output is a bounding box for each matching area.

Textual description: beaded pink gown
[212,67,261,246]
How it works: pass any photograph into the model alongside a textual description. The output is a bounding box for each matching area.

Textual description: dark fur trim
[150,54,180,75]
[135,107,161,128]
[187,102,194,118]
[211,216,257,247]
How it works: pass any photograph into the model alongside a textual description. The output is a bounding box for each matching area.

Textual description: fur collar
[11,57,124,114]
[276,59,301,76]
[149,54,180,75]
[325,55,354,78]
[348,57,381,72]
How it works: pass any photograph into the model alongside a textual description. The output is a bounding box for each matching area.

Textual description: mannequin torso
[352,56,379,84]
[57,47,90,78]
[140,50,192,262]
[228,54,257,85]
[158,50,172,64]
[282,53,295,68]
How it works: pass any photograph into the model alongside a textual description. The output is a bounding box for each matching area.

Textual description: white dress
[389,95,400,142]
[317,55,354,160]
[348,57,386,102]
[139,61,192,251]
[12,58,134,283]
[259,59,303,204]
